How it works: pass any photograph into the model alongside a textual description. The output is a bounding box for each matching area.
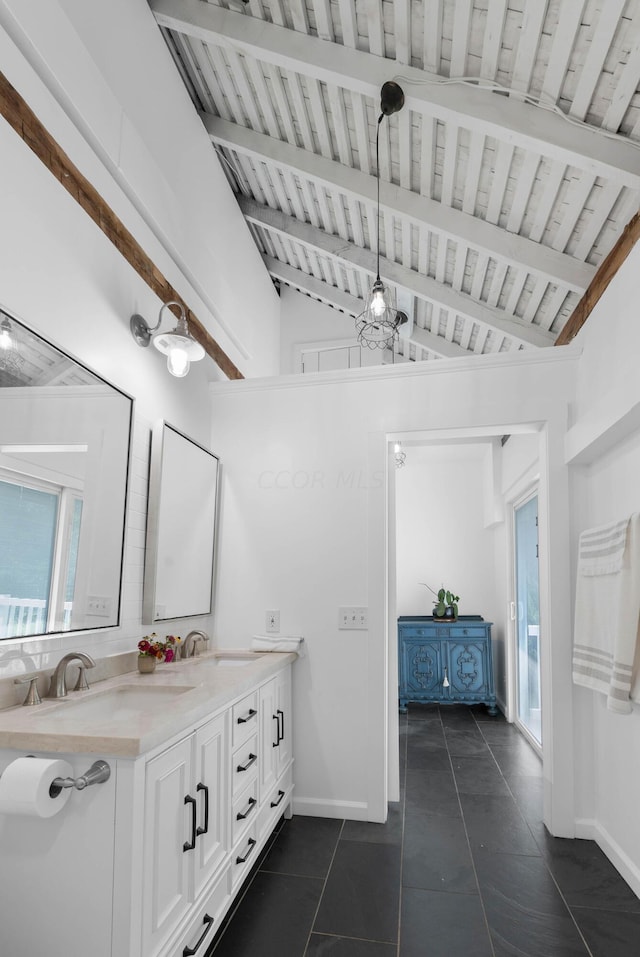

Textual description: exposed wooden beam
[150,0,640,188]
[245,199,556,349]
[207,116,594,294]
[264,255,468,359]
[555,209,640,345]
[0,70,243,380]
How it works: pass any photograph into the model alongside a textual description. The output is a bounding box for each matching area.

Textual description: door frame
[507,481,542,755]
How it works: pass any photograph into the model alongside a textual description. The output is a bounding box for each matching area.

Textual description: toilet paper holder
[48,759,111,797]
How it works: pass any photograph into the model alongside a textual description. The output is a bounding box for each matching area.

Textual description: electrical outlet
[338,606,368,630]
[266,610,280,633]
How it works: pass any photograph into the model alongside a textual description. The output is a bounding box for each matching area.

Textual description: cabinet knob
[443,667,450,688]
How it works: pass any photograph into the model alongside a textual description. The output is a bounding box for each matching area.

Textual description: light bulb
[167,346,190,378]
[371,287,386,317]
[394,443,401,454]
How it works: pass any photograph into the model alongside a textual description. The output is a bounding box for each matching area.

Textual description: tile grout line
[397,711,409,957]
[447,708,498,957]
[300,818,346,957]
[474,718,595,957]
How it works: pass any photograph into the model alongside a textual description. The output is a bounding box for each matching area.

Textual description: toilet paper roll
[0,757,73,818]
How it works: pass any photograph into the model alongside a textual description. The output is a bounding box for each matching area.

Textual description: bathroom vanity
[0,652,294,957]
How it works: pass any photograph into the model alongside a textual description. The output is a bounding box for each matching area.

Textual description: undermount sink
[213,655,263,667]
[37,685,195,724]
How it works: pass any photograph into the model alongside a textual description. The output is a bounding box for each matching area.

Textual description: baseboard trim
[292,796,370,820]
[575,817,640,898]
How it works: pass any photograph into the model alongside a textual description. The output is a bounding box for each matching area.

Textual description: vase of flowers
[137,634,165,673]
[163,635,181,663]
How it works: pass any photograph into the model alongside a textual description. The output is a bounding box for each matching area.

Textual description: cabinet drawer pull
[182,913,214,956]
[277,708,285,743]
[236,753,257,773]
[196,782,209,837]
[272,713,279,747]
[270,789,285,809]
[236,796,257,821]
[183,794,197,852]
[236,837,257,864]
[237,708,257,725]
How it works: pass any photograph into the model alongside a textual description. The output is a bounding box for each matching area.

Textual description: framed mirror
[0,308,132,639]
[143,422,219,624]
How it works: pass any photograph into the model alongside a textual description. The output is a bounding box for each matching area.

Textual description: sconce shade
[130,301,204,378]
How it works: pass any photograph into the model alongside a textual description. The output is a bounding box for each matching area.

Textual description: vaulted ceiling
[149,0,640,365]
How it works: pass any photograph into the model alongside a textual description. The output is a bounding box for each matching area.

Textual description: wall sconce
[394,442,406,469]
[130,301,205,378]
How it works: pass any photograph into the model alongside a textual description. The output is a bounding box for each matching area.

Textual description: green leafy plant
[420,583,460,618]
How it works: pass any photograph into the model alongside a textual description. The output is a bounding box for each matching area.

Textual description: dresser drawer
[258,766,292,841]
[232,692,259,747]
[449,625,488,639]
[232,734,258,797]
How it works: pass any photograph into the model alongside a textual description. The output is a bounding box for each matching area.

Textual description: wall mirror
[143,422,219,624]
[0,307,132,640]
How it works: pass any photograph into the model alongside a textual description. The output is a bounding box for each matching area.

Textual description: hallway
[207,705,640,956]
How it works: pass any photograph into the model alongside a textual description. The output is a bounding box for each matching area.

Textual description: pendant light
[356,81,406,350]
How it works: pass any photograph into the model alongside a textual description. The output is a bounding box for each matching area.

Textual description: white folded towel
[251,635,306,657]
[573,513,640,713]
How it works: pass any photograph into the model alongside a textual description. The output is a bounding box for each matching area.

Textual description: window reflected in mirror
[0,309,132,640]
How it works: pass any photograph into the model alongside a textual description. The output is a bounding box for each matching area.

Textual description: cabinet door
[193,712,229,898]
[143,737,193,956]
[401,639,444,700]
[274,667,292,777]
[447,640,488,698]
[259,676,279,799]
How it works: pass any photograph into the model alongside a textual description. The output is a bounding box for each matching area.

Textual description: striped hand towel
[573,513,640,714]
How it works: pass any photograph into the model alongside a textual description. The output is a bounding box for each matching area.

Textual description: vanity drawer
[232,777,259,845]
[258,766,292,841]
[232,692,259,747]
[232,734,258,797]
[173,865,231,957]
[231,823,258,893]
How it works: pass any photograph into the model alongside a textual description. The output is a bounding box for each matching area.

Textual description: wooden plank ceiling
[149,0,640,364]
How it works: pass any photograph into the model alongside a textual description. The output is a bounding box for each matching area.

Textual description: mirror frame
[0,308,133,640]
[143,421,220,625]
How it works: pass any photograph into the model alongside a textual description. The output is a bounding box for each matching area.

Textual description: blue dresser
[398,616,497,714]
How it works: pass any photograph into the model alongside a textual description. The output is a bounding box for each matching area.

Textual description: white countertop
[0,651,296,758]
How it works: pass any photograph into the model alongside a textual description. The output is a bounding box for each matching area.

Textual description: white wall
[0,0,280,379]
[566,241,640,895]
[279,287,358,374]
[210,351,578,826]
[0,3,251,675]
[395,443,498,620]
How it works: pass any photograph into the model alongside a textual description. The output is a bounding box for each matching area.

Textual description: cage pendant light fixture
[356,81,405,350]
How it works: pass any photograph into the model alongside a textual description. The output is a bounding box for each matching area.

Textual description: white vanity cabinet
[0,657,294,957]
[141,711,229,957]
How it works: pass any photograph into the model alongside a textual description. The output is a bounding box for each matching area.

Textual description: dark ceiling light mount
[356,81,406,350]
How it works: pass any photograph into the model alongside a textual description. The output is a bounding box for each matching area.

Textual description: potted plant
[420,583,460,620]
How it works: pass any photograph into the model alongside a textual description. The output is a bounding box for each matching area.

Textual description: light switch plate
[338,607,368,630]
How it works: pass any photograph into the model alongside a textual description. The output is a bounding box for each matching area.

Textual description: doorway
[513,492,542,749]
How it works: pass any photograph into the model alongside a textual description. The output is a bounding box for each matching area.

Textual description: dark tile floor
[206,704,640,956]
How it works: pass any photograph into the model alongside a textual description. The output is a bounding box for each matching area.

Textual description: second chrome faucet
[47,652,96,698]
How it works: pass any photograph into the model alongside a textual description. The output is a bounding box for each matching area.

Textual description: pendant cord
[375,113,383,282]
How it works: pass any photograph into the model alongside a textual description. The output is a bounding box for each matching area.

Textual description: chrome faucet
[181,630,209,659]
[47,652,96,698]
